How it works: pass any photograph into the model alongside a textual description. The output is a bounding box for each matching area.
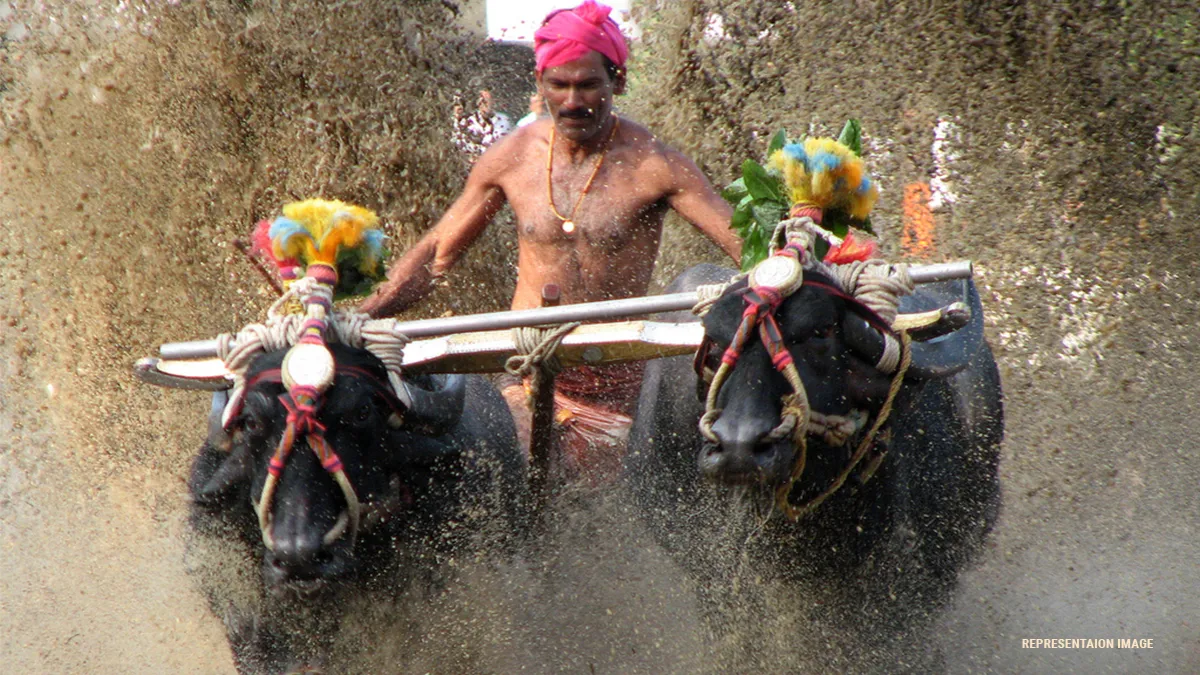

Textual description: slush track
[1,1,1197,672]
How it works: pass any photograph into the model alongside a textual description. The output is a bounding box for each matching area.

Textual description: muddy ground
[1,0,1198,673]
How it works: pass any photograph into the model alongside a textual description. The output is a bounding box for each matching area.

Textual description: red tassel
[823,231,878,264]
[251,219,299,269]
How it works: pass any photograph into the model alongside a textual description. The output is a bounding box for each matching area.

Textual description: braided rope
[874,331,902,374]
[776,331,912,521]
[808,409,869,446]
[767,217,916,326]
[821,260,914,326]
[698,408,723,444]
[693,274,746,317]
[216,305,409,429]
[504,322,582,379]
[769,217,841,255]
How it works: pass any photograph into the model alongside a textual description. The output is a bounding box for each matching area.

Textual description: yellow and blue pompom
[252,198,389,299]
[767,138,878,220]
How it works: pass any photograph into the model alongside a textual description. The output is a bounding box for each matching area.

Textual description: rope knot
[752,286,786,309]
[504,322,581,378]
[281,388,325,436]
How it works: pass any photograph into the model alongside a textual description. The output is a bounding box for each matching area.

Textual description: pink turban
[534,1,629,74]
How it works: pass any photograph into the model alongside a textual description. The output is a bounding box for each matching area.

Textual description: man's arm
[359,148,510,318]
[662,148,742,264]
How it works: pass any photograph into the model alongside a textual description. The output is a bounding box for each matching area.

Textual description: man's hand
[358,138,513,318]
[357,238,438,318]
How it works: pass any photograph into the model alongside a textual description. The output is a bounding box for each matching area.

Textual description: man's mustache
[558,107,593,119]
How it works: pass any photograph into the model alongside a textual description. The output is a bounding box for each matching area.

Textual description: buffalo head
[694,260,986,497]
[189,343,468,595]
[695,270,890,488]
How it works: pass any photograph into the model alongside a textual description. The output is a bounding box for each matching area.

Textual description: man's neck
[554,114,618,163]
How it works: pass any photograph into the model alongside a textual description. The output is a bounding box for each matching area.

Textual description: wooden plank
[156,259,972,362]
[135,320,705,389]
[400,320,704,374]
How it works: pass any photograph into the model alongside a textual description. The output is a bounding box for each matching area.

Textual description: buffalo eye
[354,402,373,424]
[240,391,274,437]
[242,415,264,435]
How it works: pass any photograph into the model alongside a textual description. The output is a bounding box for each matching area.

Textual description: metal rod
[907,260,972,285]
[159,292,700,360]
[158,260,974,361]
[161,339,223,361]
[391,292,703,338]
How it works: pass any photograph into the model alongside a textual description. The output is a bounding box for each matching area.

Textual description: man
[361,0,740,482]
[451,90,513,156]
[516,92,544,128]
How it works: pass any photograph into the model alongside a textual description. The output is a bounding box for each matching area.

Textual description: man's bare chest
[503,162,667,248]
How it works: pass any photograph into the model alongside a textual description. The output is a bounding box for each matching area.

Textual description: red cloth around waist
[500,361,644,485]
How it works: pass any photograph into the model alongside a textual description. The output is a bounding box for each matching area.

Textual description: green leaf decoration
[837,119,863,157]
[752,201,785,232]
[767,128,788,156]
[730,196,754,237]
[813,238,830,262]
[721,177,748,205]
[740,226,769,272]
[742,159,784,203]
[724,119,873,271]
[822,212,853,240]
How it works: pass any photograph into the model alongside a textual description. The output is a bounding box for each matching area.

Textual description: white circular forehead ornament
[282,342,336,392]
[749,255,804,296]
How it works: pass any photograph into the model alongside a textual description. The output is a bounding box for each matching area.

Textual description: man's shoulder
[615,116,693,179]
[616,117,683,163]
[616,117,661,146]
[489,119,546,155]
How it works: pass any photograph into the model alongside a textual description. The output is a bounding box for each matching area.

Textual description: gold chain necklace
[546,115,620,234]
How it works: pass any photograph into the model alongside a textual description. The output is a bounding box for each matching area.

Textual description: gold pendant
[562,220,576,234]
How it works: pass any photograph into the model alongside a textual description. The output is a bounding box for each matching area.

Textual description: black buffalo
[626,263,1003,665]
[186,342,524,674]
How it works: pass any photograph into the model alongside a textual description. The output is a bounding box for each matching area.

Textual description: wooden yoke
[135,260,975,390]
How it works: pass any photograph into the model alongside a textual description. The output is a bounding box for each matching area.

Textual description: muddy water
[2,0,1198,673]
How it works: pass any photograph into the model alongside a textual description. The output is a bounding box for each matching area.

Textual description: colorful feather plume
[767,138,879,221]
[251,199,388,298]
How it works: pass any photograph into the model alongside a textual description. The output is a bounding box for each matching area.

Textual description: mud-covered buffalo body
[626,263,1003,650]
[185,343,524,673]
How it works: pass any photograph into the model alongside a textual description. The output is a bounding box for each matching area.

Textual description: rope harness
[231,364,407,550]
[214,262,414,551]
[695,219,914,520]
[216,276,411,430]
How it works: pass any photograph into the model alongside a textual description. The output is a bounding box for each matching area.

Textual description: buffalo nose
[267,529,331,581]
[700,417,781,481]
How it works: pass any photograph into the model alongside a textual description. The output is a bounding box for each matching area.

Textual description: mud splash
[3,0,1199,672]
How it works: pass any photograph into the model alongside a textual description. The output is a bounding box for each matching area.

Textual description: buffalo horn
[207,390,232,452]
[843,287,984,380]
[401,374,467,436]
[842,314,890,369]
[195,442,252,503]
